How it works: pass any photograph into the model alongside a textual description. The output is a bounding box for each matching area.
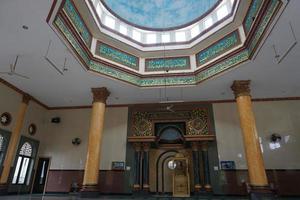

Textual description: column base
[143,184,149,191]
[133,184,141,191]
[204,184,213,192]
[194,184,202,192]
[0,183,8,195]
[80,184,99,198]
[248,185,275,200]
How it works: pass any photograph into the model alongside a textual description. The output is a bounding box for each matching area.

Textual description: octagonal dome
[102,0,220,30]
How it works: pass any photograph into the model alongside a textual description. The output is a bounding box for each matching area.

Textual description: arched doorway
[9,136,39,193]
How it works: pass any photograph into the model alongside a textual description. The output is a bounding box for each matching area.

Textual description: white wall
[0,82,129,170]
[39,107,128,170]
[213,101,300,169]
[0,83,47,157]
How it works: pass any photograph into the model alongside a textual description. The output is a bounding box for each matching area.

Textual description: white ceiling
[0,0,300,107]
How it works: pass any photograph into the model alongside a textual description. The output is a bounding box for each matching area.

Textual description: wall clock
[0,112,12,126]
[28,123,37,135]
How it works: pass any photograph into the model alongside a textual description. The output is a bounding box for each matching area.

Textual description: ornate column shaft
[231,80,268,188]
[191,142,201,192]
[142,143,150,191]
[201,142,212,191]
[0,94,30,187]
[81,88,109,196]
[133,143,142,190]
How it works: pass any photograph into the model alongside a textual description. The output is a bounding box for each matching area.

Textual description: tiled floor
[0,195,299,200]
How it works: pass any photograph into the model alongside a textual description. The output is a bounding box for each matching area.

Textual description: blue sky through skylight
[103,0,218,29]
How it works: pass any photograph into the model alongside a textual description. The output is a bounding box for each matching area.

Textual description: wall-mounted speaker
[51,117,61,123]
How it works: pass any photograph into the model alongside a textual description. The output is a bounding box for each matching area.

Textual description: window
[146,33,157,44]
[0,134,3,152]
[132,29,141,42]
[119,24,127,35]
[175,32,186,42]
[217,5,229,20]
[12,142,33,185]
[191,25,200,38]
[104,16,115,29]
[161,33,170,43]
[0,134,4,166]
[204,17,213,29]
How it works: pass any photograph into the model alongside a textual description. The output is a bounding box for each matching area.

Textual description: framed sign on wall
[220,161,236,170]
[111,161,125,170]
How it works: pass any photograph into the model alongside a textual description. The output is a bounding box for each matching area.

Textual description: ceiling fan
[0,55,29,79]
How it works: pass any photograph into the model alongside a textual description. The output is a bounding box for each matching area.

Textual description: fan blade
[12,55,19,71]
[44,56,64,75]
[12,72,29,79]
[0,72,11,75]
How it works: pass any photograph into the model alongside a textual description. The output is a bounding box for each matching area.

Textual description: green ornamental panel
[63,0,92,47]
[145,57,190,72]
[196,30,241,67]
[248,0,281,54]
[96,42,139,71]
[53,0,282,87]
[54,16,90,65]
[244,0,264,34]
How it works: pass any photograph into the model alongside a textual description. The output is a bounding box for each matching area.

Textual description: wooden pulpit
[172,153,190,197]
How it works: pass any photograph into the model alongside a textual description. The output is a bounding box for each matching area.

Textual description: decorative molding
[132,112,152,136]
[196,30,241,67]
[62,0,92,47]
[100,0,223,31]
[0,78,48,109]
[49,0,283,87]
[248,0,282,57]
[22,94,31,104]
[0,112,12,126]
[96,42,139,71]
[91,87,110,103]
[186,109,209,135]
[243,0,264,35]
[231,80,251,98]
[145,56,190,72]
[87,0,238,47]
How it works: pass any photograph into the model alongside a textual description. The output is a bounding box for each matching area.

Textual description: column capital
[191,142,200,151]
[22,93,31,104]
[231,80,251,98]
[91,87,110,103]
[142,143,151,152]
[201,142,209,151]
[133,142,142,152]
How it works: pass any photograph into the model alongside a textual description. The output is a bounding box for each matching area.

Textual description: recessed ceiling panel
[102,0,219,30]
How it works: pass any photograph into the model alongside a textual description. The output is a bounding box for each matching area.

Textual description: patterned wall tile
[96,42,139,71]
[145,57,190,72]
[63,0,92,47]
[196,30,241,67]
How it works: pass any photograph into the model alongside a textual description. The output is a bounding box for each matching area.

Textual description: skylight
[132,30,141,42]
[217,5,229,20]
[147,34,157,44]
[204,17,213,29]
[119,24,127,35]
[89,0,236,47]
[162,33,171,43]
[175,32,186,42]
[191,26,200,38]
[104,16,115,29]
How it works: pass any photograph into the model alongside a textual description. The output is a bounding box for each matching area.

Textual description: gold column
[81,87,110,195]
[231,80,268,187]
[0,94,30,185]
